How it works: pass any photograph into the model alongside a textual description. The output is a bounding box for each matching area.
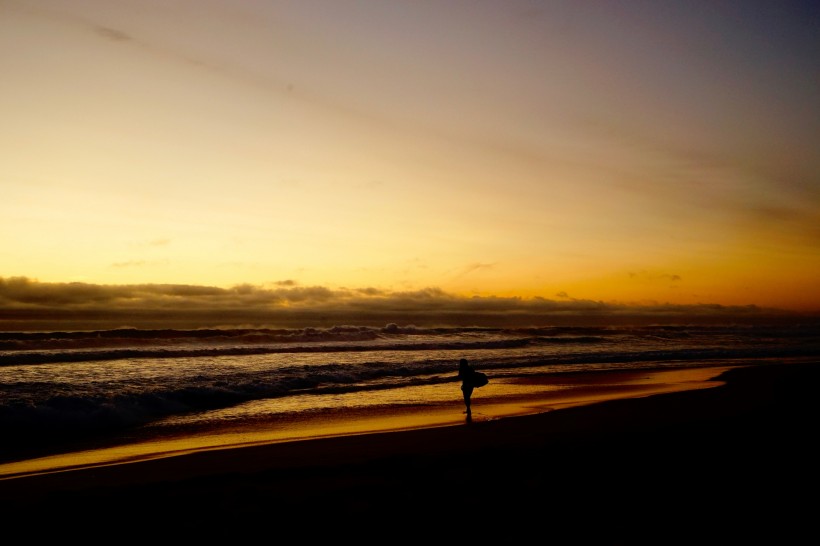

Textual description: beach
[4,2,820,543]
[1,359,816,543]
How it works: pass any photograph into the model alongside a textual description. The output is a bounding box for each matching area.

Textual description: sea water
[2,320,818,464]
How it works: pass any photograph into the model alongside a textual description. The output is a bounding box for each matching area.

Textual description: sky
[2,0,819,327]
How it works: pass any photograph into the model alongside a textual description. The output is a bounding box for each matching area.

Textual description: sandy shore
[1,361,817,542]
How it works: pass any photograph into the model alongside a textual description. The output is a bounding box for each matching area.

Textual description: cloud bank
[0,277,804,331]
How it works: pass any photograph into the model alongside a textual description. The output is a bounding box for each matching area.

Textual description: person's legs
[462,385,473,414]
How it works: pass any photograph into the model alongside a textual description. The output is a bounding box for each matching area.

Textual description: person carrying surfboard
[458,358,488,417]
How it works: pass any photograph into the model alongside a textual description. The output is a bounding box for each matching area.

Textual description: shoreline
[1,360,817,541]
[0,365,729,479]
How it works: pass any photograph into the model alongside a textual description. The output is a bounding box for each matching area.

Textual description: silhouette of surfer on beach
[458,358,488,419]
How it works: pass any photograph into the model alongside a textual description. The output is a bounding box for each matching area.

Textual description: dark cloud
[745,204,820,245]
[629,271,682,283]
[354,287,386,296]
[457,263,497,278]
[0,277,802,332]
[94,26,131,42]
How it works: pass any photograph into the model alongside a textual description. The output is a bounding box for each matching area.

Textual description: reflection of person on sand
[458,358,488,417]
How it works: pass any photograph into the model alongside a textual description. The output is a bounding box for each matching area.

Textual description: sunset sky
[2,0,819,323]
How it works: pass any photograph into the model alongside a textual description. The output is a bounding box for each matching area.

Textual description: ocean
[2,319,819,468]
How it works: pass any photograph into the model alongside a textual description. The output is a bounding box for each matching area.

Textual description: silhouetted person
[458,358,475,416]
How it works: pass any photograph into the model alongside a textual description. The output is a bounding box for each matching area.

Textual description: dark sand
[1,361,817,543]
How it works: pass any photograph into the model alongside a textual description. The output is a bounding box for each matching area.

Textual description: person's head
[459,358,468,368]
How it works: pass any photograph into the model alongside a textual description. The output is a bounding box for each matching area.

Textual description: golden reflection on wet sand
[0,366,731,479]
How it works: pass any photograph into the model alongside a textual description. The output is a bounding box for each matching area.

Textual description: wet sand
[0,366,726,479]
[1,361,817,542]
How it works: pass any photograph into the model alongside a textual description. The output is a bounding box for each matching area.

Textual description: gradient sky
[2,0,819,315]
